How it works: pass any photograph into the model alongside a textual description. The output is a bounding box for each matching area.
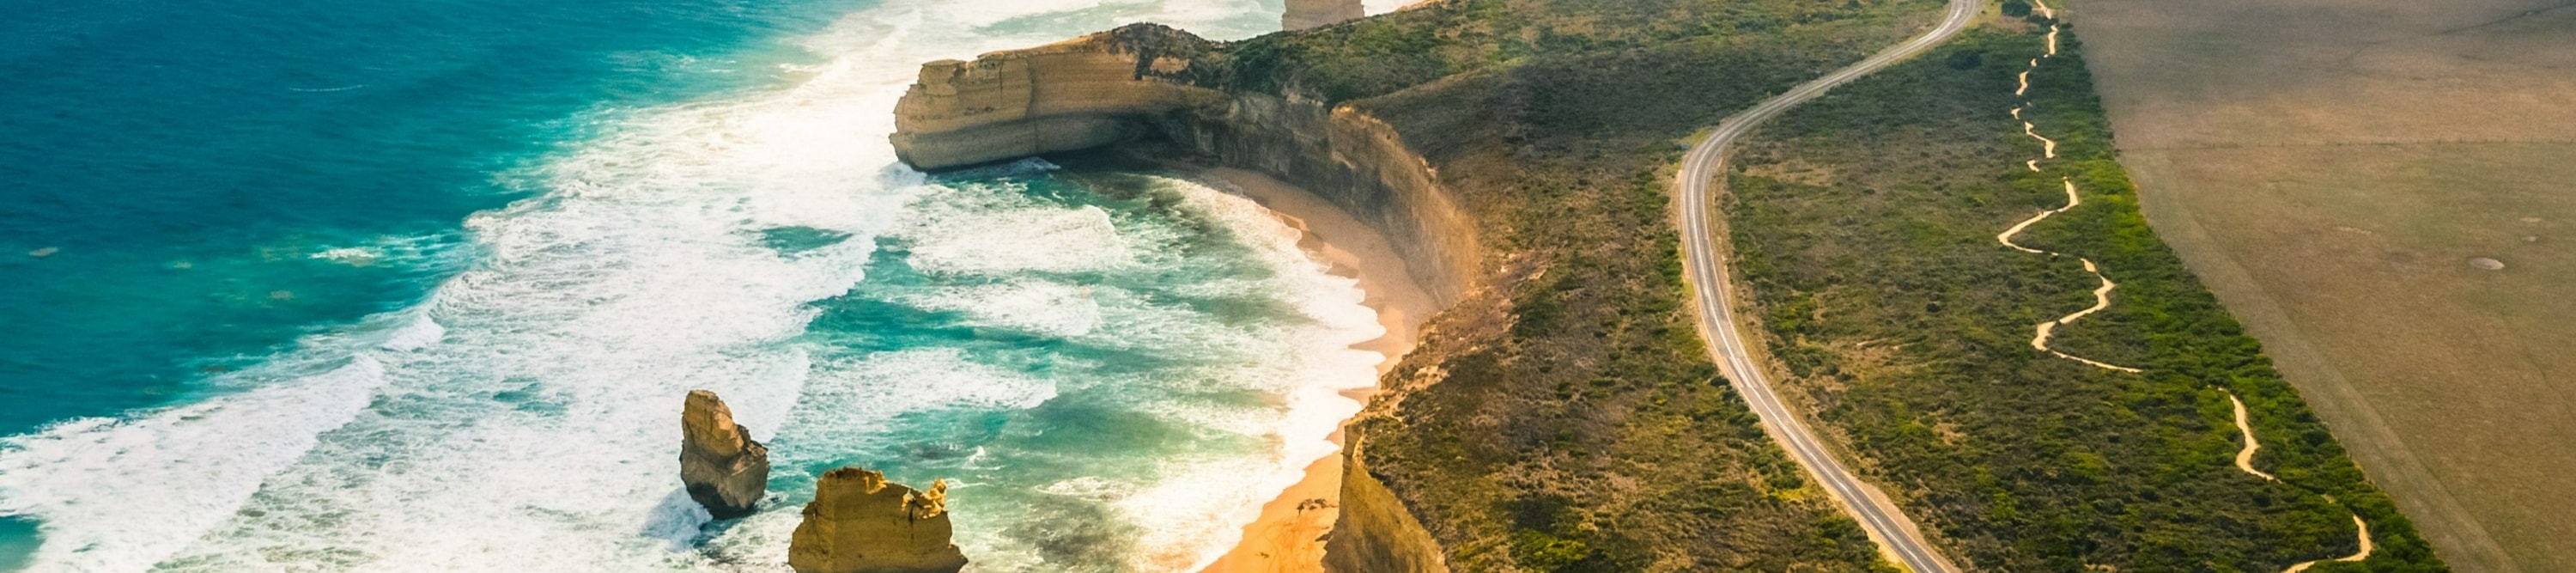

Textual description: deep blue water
[0,0,862,435]
[0,0,1373,570]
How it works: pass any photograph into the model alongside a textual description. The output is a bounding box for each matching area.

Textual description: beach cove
[0,1,1425,570]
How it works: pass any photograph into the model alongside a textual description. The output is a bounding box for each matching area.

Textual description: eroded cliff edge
[1284,0,1366,31]
[894,24,1476,307]
[889,3,1937,568]
[893,23,1473,570]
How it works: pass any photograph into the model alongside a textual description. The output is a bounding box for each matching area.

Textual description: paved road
[1674,1,1981,571]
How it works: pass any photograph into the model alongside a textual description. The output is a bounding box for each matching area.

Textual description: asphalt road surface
[1674,0,1982,570]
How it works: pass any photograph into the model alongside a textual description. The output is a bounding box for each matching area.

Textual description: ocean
[0,0,1397,570]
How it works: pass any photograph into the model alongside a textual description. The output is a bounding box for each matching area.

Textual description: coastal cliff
[680,390,769,519]
[1283,0,1364,31]
[890,25,1219,171]
[896,25,1470,570]
[892,24,1476,304]
[890,2,1941,570]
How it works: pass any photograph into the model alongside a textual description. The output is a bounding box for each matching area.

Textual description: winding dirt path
[2230,392,2281,481]
[2004,9,2379,564]
[2285,515,2378,572]
[1998,15,2141,373]
[2000,46,2136,373]
[2231,388,2379,571]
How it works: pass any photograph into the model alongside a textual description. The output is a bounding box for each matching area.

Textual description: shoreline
[1182,166,1437,573]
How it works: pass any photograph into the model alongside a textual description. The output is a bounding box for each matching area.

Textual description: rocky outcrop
[1152,92,1479,306]
[1321,434,1449,572]
[787,467,967,573]
[890,25,1483,570]
[1285,0,1365,30]
[680,390,770,520]
[890,24,1221,170]
[890,24,1478,305]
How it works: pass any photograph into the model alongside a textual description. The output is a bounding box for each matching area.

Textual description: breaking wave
[0,1,1382,571]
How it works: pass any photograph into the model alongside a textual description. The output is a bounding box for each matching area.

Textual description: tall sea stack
[787,467,968,573]
[1284,0,1364,31]
[680,390,771,519]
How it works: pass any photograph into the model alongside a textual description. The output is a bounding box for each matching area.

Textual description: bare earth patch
[2078,0,2576,570]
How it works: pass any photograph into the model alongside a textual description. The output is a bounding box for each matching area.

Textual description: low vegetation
[1169,0,1960,570]
[1722,23,2450,571]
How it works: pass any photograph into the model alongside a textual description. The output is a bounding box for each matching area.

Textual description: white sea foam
[1148,177,1385,570]
[0,2,1346,571]
[848,174,1385,571]
[891,281,1105,338]
[0,357,388,573]
[376,314,446,352]
[308,247,380,265]
[903,199,1136,275]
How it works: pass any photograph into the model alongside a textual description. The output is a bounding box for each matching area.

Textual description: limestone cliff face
[680,390,770,520]
[787,467,967,573]
[890,22,1477,572]
[1284,0,1365,31]
[891,24,1221,170]
[1321,435,1451,572]
[890,24,1477,305]
[1152,93,1479,305]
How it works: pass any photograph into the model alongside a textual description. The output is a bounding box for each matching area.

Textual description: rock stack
[787,467,968,573]
[1285,0,1365,30]
[680,390,771,520]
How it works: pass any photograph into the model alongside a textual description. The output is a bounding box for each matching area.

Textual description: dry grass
[2076,1,2576,570]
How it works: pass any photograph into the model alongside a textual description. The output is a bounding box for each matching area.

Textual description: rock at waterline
[681,390,771,520]
[788,467,967,573]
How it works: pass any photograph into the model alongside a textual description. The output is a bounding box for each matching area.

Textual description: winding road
[1673,0,1980,571]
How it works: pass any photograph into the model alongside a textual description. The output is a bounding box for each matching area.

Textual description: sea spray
[705,172,1385,571]
[0,0,1374,571]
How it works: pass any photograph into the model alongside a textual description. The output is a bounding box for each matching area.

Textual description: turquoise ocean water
[0,0,1392,570]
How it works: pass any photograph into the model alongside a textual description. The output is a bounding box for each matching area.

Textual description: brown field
[2075,0,2576,570]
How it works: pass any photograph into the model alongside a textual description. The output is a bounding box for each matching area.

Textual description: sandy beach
[1185,167,1439,573]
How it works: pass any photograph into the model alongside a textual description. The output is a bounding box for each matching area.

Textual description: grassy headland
[1167,0,1954,570]
[1720,21,2451,571]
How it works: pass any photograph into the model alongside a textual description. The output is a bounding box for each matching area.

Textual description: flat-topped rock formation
[787,467,967,573]
[889,23,1481,570]
[680,390,770,519]
[1285,0,1365,30]
[889,24,1476,307]
[890,24,1221,171]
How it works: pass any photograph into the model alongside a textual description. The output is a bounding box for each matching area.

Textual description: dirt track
[2078,0,2576,570]
[1674,0,1981,569]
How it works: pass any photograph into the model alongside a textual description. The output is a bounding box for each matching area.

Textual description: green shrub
[1510,529,1595,571]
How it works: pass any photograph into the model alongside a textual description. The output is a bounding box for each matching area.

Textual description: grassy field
[1721,21,2447,571]
[2075,1,2576,570]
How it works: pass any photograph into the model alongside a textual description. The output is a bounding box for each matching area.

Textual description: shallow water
[0,0,1390,570]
